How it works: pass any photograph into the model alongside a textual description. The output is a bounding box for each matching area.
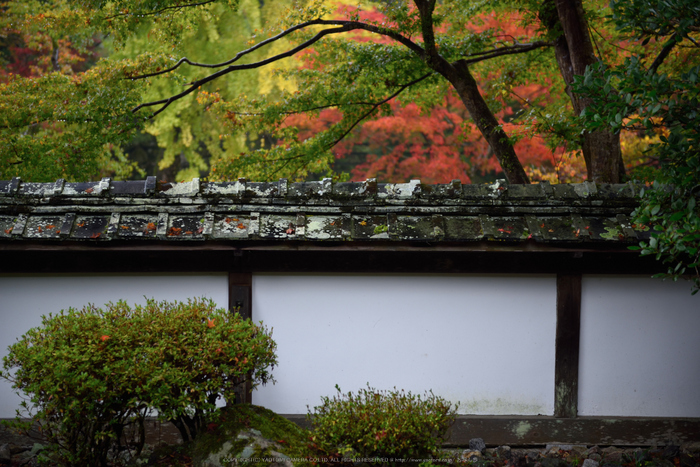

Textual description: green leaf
[669,211,685,222]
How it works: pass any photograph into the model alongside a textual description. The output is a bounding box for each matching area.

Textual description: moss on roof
[0,177,648,244]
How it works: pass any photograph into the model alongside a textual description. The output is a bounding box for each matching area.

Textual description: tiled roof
[0,177,649,244]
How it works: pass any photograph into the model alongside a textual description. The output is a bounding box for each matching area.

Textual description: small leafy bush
[1,298,277,466]
[309,385,456,464]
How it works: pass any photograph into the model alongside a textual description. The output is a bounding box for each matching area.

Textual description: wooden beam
[554,274,582,418]
[0,247,664,275]
[229,272,252,320]
[229,272,253,404]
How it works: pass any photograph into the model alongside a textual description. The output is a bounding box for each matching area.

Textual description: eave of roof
[0,176,649,245]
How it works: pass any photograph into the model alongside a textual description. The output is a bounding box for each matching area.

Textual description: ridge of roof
[0,176,638,203]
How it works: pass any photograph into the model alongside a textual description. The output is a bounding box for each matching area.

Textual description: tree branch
[647,33,680,75]
[461,41,552,65]
[104,1,216,21]
[229,75,435,118]
[253,72,433,167]
[130,19,425,81]
[131,21,427,118]
[325,72,433,148]
[588,23,637,54]
[129,19,346,80]
[131,25,357,117]
[414,0,439,64]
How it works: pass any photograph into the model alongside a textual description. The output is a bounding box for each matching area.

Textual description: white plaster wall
[252,274,557,416]
[579,275,700,417]
[0,273,228,419]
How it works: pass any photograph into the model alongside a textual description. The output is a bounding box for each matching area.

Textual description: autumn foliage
[240,4,568,185]
[0,0,687,185]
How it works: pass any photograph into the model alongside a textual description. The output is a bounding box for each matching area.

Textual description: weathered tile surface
[0,176,646,245]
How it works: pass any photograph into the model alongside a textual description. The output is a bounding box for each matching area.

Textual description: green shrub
[309,385,456,465]
[1,298,277,466]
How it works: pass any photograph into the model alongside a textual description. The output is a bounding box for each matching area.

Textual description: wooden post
[229,272,252,320]
[554,273,582,418]
[229,272,253,403]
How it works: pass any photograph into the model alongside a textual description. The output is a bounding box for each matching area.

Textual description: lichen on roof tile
[0,178,643,245]
[160,179,200,197]
[384,180,421,199]
[305,215,344,240]
[0,216,15,237]
[213,214,249,239]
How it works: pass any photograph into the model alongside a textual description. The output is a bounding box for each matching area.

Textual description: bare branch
[132,20,427,117]
[229,76,435,118]
[252,72,433,166]
[104,1,216,21]
[589,24,637,54]
[460,41,552,65]
[130,19,426,81]
[326,72,433,148]
[129,19,345,80]
[131,25,357,117]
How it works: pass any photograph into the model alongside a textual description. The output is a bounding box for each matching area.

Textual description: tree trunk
[414,0,530,184]
[448,61,531,184]
[543,0,623,183]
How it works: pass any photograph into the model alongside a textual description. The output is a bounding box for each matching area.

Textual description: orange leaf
[207,318,215,328]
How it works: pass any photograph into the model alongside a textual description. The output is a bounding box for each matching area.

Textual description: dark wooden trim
[0,246,664,275]
[229,272,253,404]
[0,240,643,254]
[229,272,252,320]
[554,273,582,418]
[285,415,700,447]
